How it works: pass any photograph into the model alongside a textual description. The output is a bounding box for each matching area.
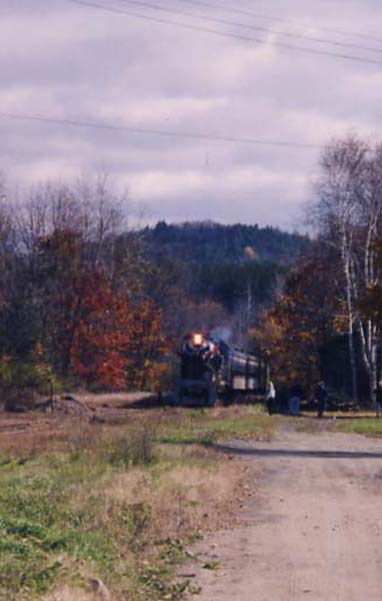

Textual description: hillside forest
[1,134,382,407]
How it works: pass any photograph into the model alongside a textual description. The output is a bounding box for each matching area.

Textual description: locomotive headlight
[192,333,204,346]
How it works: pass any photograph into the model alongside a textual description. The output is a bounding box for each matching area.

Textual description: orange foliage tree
[70,272,169,390]
[252,248,338,392]
[36,227,169,390]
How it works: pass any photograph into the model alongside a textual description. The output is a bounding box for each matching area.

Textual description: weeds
[158,407,276,446]
[0,471,117,598]
[139,564,199,601]
[156,538,188,565]
[335,418,382,437]
[0,404,274,600]
[108,425,154,467]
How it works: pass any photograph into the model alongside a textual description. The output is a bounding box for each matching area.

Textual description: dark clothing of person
[266,398,275,415]
[315,384,328,418]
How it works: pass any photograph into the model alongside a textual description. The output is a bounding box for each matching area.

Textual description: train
[173,332,267,406]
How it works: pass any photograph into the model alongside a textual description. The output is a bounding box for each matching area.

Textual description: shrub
[1,356,60,412]
[108,425,154,467]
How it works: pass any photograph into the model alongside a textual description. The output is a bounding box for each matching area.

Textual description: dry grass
[0,395,275,601]
[43,586,99,601]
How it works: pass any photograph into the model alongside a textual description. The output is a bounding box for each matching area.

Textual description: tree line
[254,135,382,405]
[0,176,304,409]
[4,135,379,409]
[0,177,169,408]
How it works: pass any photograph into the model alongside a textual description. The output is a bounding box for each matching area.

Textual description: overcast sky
[1,0,382,229]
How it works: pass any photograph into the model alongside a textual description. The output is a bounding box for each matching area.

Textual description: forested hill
[143,221,310,265]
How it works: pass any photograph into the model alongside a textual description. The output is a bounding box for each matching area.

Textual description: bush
[108,426,154,467]
[1,356,60,412]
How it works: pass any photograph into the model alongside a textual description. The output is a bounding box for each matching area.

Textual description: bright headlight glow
[192,333,204,346]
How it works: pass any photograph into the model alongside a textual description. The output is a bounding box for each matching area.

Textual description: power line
[173,0,382,46]
[115,0,382,56]
[0,111,321,149]
[66,0,382,67]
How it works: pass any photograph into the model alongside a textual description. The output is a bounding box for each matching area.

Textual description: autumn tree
[12,180,121,370]
[10,178,169,390]
[252,246,337,392]
[70,273,169,390]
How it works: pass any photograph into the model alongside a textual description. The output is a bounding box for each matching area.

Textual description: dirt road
[191,425,382,601]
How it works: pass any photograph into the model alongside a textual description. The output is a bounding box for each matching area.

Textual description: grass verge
[0,404,276,600]
[334,417,382,437]
[158,406,276,446]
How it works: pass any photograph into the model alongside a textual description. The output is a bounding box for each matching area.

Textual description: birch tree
[313,136,382,401]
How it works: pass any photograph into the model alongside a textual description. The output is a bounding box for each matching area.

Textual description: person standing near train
[315,380,328,418]
[266,380,276,415]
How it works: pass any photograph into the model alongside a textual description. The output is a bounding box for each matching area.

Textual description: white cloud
[98,95,228,124]
[1,0,382,228]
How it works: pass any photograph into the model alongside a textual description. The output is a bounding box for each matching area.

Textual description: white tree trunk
[341,229,358,401]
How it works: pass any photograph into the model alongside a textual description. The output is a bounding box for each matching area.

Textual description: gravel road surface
[192,426,382,601]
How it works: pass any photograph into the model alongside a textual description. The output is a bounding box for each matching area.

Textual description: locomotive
[173,332,266,406]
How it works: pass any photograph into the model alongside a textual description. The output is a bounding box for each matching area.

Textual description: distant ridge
[143,221,310,265]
